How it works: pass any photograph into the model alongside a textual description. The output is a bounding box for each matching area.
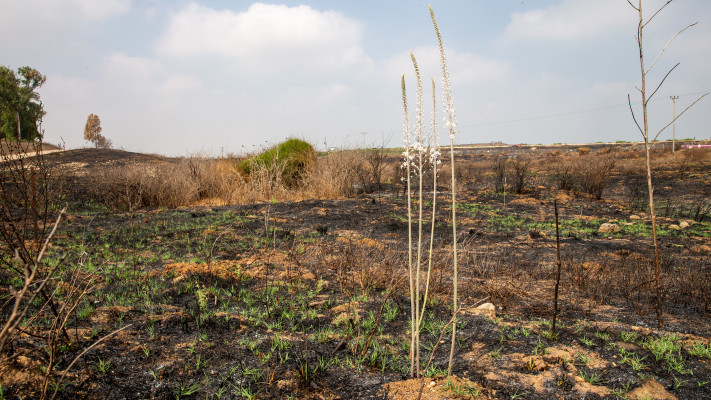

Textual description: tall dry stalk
[401,52,442,379]
[400,74,417,376]
[430,6,459,376]
[552,200,562,334]
[626,0,707,329]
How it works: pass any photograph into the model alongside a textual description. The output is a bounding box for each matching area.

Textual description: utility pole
[670,95,679,153]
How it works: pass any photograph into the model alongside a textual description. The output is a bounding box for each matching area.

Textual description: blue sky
[2,0,709,155]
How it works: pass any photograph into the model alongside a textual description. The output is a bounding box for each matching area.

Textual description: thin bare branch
[627,94,645,137]
[647,63,679,102]
[646,22,697,73]
[643,0,673,29]
[626,0,640,11]
[653,93,708,141]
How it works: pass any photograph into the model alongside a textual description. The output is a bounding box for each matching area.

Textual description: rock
[668,224,681,231]
[630,214,641,220]
[468,302,496,318]
[598,223,620,234]
[679,221,690,229]
[477,303,496,311]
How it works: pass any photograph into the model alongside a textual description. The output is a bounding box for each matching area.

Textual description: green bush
[238,138,316,188]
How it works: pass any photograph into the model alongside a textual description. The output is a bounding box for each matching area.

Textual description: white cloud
[103,53,204,96]
[384,46,510,87]
[0,0,131,24]
[504,0,631,41]
[156,2,370,73]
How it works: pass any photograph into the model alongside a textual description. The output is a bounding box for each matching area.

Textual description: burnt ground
[1,145,710,399]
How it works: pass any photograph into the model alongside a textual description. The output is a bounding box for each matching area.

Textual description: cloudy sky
[2,0,709,155]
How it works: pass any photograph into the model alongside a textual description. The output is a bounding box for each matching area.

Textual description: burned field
[1,143,711,399]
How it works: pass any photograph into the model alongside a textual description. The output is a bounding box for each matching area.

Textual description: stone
[668,224,681,231]
[476,302,496,311]
[598,223,620,233]
[630,215,641,220]
[679,221,690,229]
[468,302,496,318]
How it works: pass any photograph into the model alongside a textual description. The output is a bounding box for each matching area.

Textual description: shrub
[577,147,591,155]
[552,156,615,199]
[493,155,507,193]
[510,156,532,194]
[237,138,315,188]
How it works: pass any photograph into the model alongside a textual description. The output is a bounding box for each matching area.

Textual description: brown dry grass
[88,149,385,209]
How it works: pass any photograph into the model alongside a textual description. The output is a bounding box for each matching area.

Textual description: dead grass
[89,149,387,209]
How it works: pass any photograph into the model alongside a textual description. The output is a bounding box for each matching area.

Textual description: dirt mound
[43,148,168,169]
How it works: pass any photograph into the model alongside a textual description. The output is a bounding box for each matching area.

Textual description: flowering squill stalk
[418,77,439,333]
[430,5,459,377]
[404,53,442,379]
[410,49,426,377]
[400,74,417,377]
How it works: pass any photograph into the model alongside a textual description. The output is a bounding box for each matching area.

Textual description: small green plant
[643,334,691,374]
[424,364,447,377]
[620,331,638,343]
[610,387,631,399]
[575,352,590,365]
[146,324,156,340]
[444,379,481,397]
[533,337,546,356]
[595,331,611,342]
[174,381,201,398]
[384,300,399,323]
[488,346,502,359]
[629,353,648,371]
[542,329,559,341]
[673,376,688,389]
[77,301,93,319]
[95,357,111,374]
[580,369,605,385]
[508,387,529,399]
[578,336,595,347]
[688,341,711,359]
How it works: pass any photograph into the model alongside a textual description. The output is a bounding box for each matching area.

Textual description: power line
[459,91,708,129]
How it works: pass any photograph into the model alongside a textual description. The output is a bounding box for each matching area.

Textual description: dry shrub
[92,157,242,208]
[303,150,366,198]
[564,251,710,317]
[91,148,388,208]
[487,155,532,194]
[510,156,532,194]
[493,155,507,193]
[450,158,489,190]
[577,147,591,155]
[552,155,615,199]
